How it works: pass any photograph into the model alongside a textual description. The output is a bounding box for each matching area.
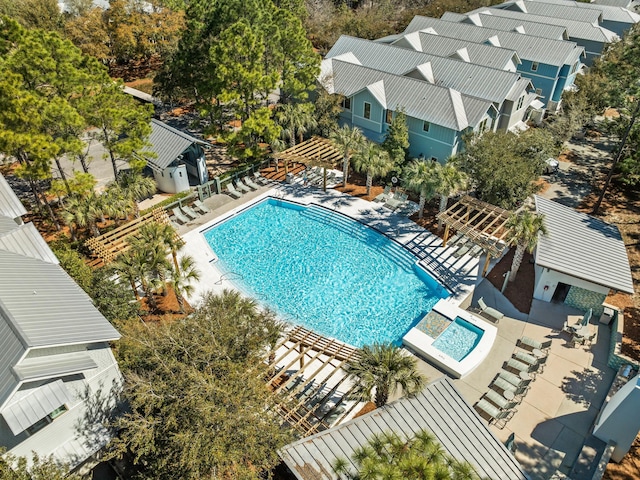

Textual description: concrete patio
[411,281,615,480]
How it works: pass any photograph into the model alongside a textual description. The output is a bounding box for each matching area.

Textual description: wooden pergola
[85,208,177,267]
[264,326,362,438]
[436,195,513,277]
[273,137,343,189]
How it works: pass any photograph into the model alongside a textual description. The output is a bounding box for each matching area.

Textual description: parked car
[543,158,559,174]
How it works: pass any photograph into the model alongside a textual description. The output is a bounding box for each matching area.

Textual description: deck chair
[513,351,537,366]
[181,205,199,220]
[483,389,516,411]
[374,186,392,203]
[235,178,252,192]
[453,241,472,258]
[517,336,551,352]
[478,297,504,322]
[244,176,260,190]
[505,358,536,378]
[498,371,531,389]
[475,399,513,428]
[171,207,190,224]
[253,171,269,185]
[193,199,211,214]
[226,183,242,199]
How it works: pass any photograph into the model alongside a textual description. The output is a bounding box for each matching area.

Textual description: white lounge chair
[171,207,190,224]
[235,179,252,193]
[374,186,392,203]
[193,199,211,214]
[253,171,269,185]
[244,176,260,190]
[478,297,504,322]
[226,183,242,199]
[182,205,199,220]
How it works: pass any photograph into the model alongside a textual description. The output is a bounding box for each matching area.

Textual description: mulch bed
[486,249,535,314]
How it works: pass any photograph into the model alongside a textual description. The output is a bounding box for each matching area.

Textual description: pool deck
[176,184,614,480]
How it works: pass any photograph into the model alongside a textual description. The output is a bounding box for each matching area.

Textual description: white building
[0,174,122,471]
[533,196,634,313]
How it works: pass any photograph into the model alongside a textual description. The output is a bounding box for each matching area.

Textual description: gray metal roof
[525,0,640,23]
[534,196,634,294]
[323,59,495,131]
[0,174,27,220]
[0,310,26,411]
[592,0,636,7]
[463,8,619,42]
[442,10,570,40]
[147,119,208,172]
[279,377,528,480]
[0,222,59,264]
[1,379,73,435]
[0,249,121,348]
[403,16,583,66]
[393,31,521,70]
[13,352,97,382]
[496,0,604,23]
[326,36,529,104]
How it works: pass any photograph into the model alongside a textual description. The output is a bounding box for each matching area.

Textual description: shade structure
[273,136,342,169]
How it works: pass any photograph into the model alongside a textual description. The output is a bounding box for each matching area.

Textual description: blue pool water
[431,317,483,361]
[203,198,449,347]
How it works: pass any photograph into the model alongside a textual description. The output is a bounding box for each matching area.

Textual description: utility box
[286,173,294,184]
[600,304,616,325]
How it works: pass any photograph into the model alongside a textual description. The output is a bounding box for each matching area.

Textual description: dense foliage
[109,290,292,480]
[0,450,83,480]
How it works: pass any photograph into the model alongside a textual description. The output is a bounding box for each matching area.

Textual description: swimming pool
[202,198,449,347]
[431,318,483,361]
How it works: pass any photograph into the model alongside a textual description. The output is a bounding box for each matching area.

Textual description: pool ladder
[215,271,244,285]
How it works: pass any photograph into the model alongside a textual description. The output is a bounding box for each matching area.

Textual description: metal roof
[0,174,27,220]
[0,310,26,410]
[0,222,59,264]
[13,352,97,382]
[146,119,208,172]
[534,196,634,294]
[403,16,583,66]
[326,36,528,104]
[0,249,121,348]
[496,0,604,22]
[442,10,570,40]
[279,377,528,480]
[323,59,495,131]
[393,31,521,70]
[1,379,73,435]
[525,0,640,23]
[464,8,619,42]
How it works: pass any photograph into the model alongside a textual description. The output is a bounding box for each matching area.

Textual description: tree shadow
[561,367,609,408]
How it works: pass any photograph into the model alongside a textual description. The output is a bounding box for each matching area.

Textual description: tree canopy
[0,450,83,480]
[108,290,292,479]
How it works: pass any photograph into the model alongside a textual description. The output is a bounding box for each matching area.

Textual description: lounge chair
[235,178,253,192]
[453,241,472,258]
[513,351,537,366]
[504,358,536,378]
[498,371,531,389]
[226,183,242,199]
[171,207,190,224]
[474,399,513,428]
[492,376,530,399]
[193,199,211,214]
[384,192,408,210]
[478,297,504,322]
[181,205,199,220]
[483,389,519,411]
[244,176,260,190]
[253,171,269,185]
[374,186,392,203]
[517,336,551,352]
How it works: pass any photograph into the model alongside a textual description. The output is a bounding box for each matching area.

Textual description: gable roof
[442,10,570,40]
[146,119,209,172]
[279,377,528,480]
[321,59,495,131]
[523,0,640,23]
[534,196,634,294]
[0,174,27,220]
[392,31,521,70]
[326,36,530,105]
[497,0,604,22]
[463,8,619,42]
[403,16,584,66]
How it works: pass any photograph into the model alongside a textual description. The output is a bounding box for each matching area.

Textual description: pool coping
[402,299,498,379]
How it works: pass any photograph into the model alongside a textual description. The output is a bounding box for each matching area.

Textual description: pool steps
[300,206,415,271]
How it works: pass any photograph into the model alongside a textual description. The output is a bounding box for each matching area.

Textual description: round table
[532,348,545,358]
[519,371,530,381]
[503,390,515,401]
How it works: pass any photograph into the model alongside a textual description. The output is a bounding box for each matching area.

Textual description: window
[342,97,351,110]
[479,118,489,132]
[385,109,393,124]
[570,61,579,75]
[531,61,539,72]
[423,121,430,132]
[430,156,438,162]
[363,102,371,119]
[516,95,524,110]
[49,405,67,420]
[26,405,68,436]
[535,88,543,96]
[179,172,183,177]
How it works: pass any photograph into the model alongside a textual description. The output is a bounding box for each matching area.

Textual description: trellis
[264,326,362,438]
[436,195,513,276]
[85,208,176,267]
[273,136,343,168]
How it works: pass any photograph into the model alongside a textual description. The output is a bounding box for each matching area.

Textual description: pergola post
[442,224,451,247]
[482,252,492,277]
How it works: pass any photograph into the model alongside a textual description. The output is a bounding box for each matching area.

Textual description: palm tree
[330,125,364,188]
[435,161,468,229]
[344,343,426,408]
[112,250,142,301]
[352,143,394,197]
[276,103,317,147]
[116,171,156,217]
[134,221,184,273]
[333,429,480,480]
[505,210,547,281]
[403,159,439,219]
[169,255,201,313]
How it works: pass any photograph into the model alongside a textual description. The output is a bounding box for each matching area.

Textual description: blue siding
[351,91,384,134]
[601,20,632,37]
[405,116,458,160]
[516,59,561,106]
[577,39,605,66]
